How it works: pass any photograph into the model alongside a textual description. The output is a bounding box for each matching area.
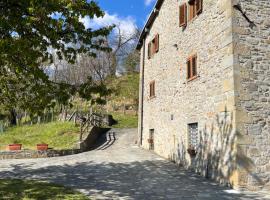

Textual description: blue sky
[95,0,156,27]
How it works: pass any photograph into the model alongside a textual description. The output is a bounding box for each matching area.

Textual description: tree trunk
[9,109,17,126]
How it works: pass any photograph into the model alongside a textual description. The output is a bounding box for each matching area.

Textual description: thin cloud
[80,12,138,38]
[145,0,156,6]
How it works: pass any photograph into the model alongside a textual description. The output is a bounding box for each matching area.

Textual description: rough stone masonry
[137,0,270,191]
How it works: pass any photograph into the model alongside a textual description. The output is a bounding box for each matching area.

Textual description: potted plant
[37,142,48,151]
[9,140,22,151]
[187,145,197,157]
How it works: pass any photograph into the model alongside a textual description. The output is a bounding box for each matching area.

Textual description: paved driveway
[0,128,269,200]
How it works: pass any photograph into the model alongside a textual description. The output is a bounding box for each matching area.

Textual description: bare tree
[107,24,141,76]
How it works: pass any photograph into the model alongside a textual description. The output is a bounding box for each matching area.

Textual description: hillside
[105,72,140,112]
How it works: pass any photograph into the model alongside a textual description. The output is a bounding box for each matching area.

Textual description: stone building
[137,0,270,191]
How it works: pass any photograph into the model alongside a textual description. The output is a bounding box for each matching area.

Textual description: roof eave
[136,0,164,50]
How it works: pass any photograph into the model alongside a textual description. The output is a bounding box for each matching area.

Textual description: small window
[179,3,187,27]
[149,81,155,98]
[187,54,198,80]
[188,123,198,149]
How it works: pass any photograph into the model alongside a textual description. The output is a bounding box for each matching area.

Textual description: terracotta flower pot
[37,144,48,151]
[187,148,197,157]
[9,144,22,151]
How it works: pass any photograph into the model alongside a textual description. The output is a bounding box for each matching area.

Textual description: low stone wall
[79,127,110,151]
[0,149,82,160]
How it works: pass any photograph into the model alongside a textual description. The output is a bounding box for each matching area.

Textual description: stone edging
[0,149,82,160]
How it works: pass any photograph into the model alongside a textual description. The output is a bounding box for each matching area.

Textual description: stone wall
[232,0,270,191]
[140,0,238,187]
[0,149,82,160]
[79,127,110,151]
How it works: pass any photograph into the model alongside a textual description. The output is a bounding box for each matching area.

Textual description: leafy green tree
[0,0,113,123]
[123,50,140,73]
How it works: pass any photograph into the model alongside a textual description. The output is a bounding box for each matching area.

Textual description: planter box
[9,144,22,151]
[37,144,48,151]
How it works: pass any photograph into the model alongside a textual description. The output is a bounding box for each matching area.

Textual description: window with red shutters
[188,0,203,22]
[179,3,187,27]
[187,54,198,80]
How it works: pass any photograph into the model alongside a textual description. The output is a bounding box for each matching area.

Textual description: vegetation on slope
[111,113,138,128]
[0,122,79,150]
[105,73,139,128]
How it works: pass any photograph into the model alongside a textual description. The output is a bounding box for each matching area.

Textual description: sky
[95,0,156,27]
[80,0,156,37]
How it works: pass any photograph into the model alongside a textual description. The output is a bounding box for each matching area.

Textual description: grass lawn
[0,179,89,200]
[0,122,79,150]
[111,113,138,128]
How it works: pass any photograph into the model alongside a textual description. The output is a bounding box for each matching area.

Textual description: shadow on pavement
[0,159,267,200]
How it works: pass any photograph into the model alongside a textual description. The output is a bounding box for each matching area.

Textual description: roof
[136,0,164,50]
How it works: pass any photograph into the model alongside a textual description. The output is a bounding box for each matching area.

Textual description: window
[188,0,203,21]
[179,3,187,27]
[188,123,198,149]
[187,54,198,80]
[148,34,159,59]
[149,81,155,98]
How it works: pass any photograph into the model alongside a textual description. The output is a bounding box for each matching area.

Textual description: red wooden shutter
[155,34,159,52]
[150,83,152,97]
[179,3,187,27]
[189,2,196,21]
[150,81,155,97]
[153,81,155,96]
[148,42,151,59]
[187,58,192,79]
[151,39,155,56]
[192,55,197,77]
[196,0,203,15]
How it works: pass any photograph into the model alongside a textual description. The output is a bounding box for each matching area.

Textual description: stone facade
[137,0,269,191]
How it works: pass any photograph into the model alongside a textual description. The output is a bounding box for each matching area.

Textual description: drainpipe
[139,38,146,146]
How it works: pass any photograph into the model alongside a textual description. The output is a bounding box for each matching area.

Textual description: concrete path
[0,128,269,200]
